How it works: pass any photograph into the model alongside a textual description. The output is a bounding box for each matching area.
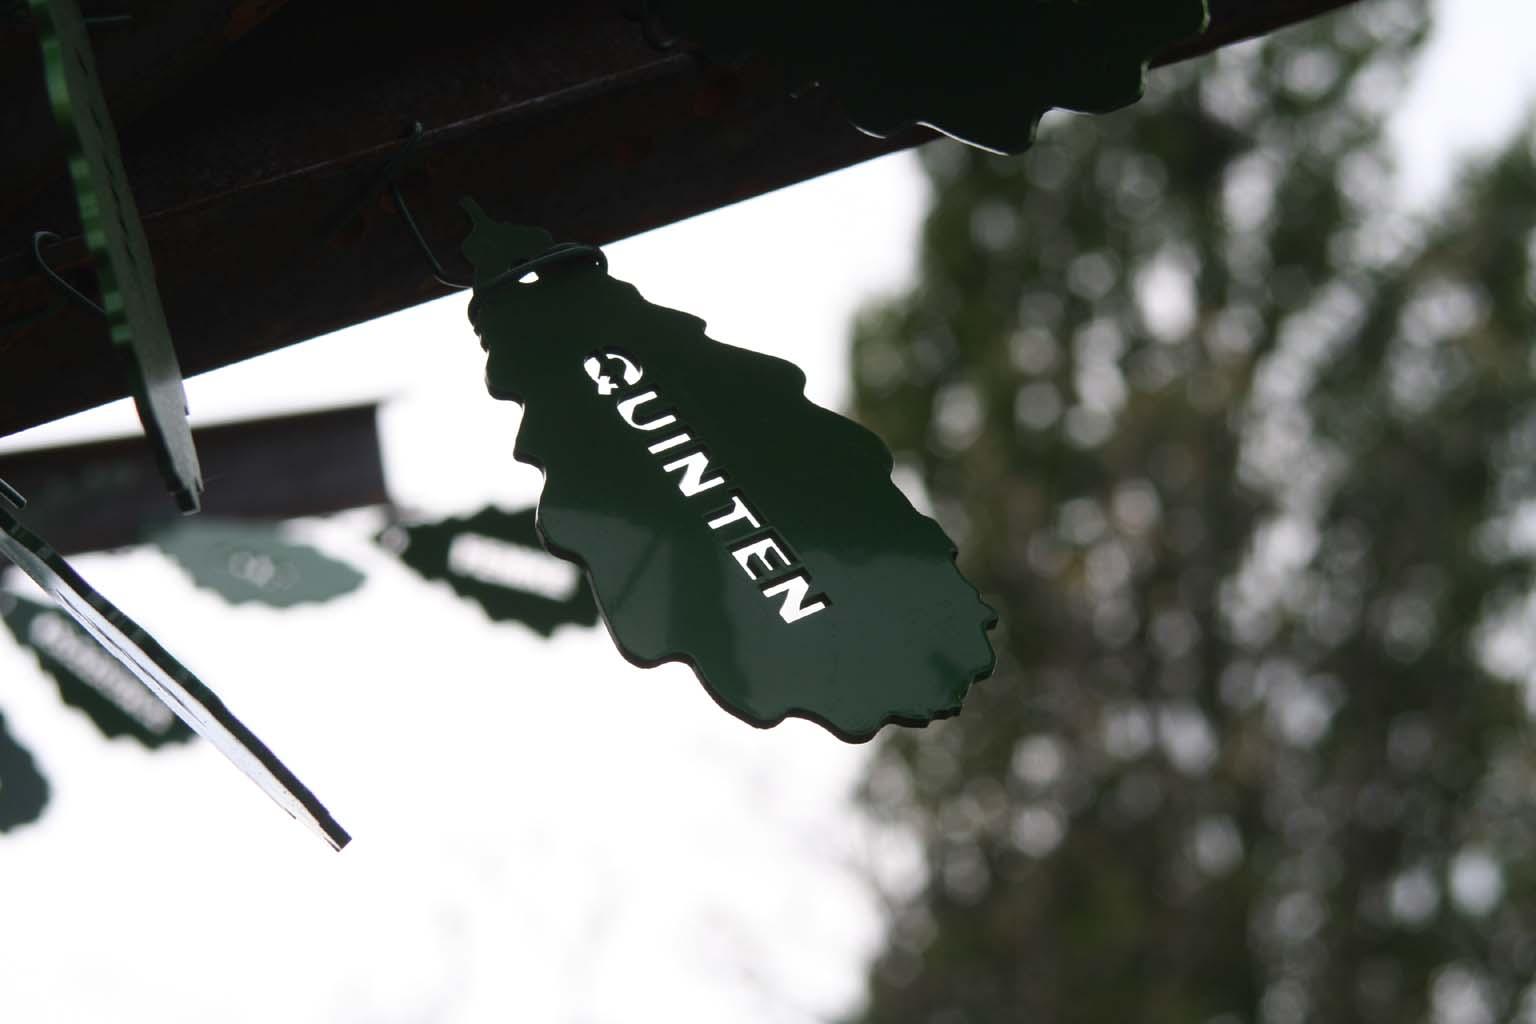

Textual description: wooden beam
[0,404,386,554]
[0,0,1362,440]
[0,0,294,230]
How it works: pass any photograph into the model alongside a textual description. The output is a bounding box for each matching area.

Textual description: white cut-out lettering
[584,351,643,395]
[731,535,792,581]
[707,494,761,534]
[662,450,727,496]
[448,533,582,601]
[762,574,830,623]
[647,432,692,455]
[591,352,830,623]
[28,613,176,732]
[617,390,677,432]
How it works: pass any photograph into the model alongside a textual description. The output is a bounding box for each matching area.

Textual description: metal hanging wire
[383,122,471,291]
[383,121,608,307]
[31,231,105,316]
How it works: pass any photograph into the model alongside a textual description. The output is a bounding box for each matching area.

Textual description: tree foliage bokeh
[850,2,1536,1020]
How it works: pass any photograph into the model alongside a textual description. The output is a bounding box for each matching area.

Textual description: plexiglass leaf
[0,711,49,833]
[1,592,194,747]
[29,0,202,510]
[153,520,365,608]
[462,200,996,741]
[379,506,598,637]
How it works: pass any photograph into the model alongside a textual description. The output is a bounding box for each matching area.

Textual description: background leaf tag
[1,591,193,748]
[0,711,49,833]
[462,201,997,741]
[152,519,365,609]
[378,506,598,637]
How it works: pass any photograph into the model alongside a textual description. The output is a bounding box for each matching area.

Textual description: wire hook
[31,231,105,317]
[385,123,471,291]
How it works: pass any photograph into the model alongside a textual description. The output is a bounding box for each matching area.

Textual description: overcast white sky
[3,2,1536,1021]
[0,146,930,1024]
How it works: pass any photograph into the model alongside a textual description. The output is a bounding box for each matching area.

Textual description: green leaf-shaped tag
[1,592,193,747]
[647,0,1210,154]
[152,520,365,608]
[462,201,996,741]
[379,506,598,637]
[0,711,49,833]
[29,0,202,510]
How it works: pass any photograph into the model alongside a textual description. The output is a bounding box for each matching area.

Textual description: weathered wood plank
[0,0,1363,439]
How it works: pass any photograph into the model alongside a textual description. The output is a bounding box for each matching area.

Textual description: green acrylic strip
[0,491,348,850]
[30,0,203,511]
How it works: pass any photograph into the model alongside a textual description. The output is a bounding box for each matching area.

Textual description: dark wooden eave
[0,0,1361,439]
[0,403,386,553]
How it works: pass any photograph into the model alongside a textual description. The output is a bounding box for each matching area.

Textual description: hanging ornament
[378,506,598,637]
[152,519,365,609]
[0,484,348,848]
[460,200,995,742]
[29,0,202,510]
[1,592,194,748]
[640,0,1210,154]
[0,710,49,833]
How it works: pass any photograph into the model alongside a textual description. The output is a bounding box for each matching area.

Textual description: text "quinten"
[583,350,830,624]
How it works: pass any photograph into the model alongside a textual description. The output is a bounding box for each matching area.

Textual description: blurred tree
[850,2,1536,1021]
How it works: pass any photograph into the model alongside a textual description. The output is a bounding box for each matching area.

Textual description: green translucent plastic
[153,519,365,608]
[1,592,193,747]
[30,0,202,511]
[381,506,599,637]
[463,200,996,741]
[0,710,49,832]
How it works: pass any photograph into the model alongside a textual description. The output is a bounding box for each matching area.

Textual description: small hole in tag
[447,532,581,601]
[377,526,409,555]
